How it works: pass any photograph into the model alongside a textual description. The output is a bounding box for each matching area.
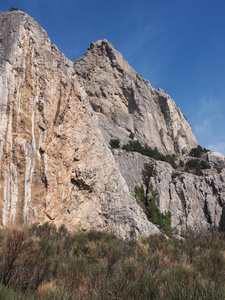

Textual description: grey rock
[1,11,225,239]
[74,39,198,155]
[0,11,161,239]
[113,149,225,234]
[207,151,225,168]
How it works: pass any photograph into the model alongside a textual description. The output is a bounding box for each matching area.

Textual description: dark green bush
[189,145,209,158]
[185,158,210,176]
[129,132,135,139]
[200,160,211,169]
[109,138,120,149]
[9,7,19,11]
[122,140,177,168]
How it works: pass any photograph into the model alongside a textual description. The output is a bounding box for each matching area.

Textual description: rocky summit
[0,10,225,239]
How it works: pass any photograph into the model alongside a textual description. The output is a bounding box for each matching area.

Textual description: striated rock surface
[0,10,225,238]
[113,149,225,233]
[0,11,160,239]
[74,39,198,155]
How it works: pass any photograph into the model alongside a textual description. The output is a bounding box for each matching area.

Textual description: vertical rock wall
[0,11,160,238]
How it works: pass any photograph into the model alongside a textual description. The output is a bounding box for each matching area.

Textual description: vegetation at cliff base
[1,223,225,299]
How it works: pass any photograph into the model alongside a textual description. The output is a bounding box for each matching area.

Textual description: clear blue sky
[2,0,225,154]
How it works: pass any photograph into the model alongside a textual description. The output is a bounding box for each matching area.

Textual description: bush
[9,7,19,11]
[129,132,135,139]
[135,184,171,232]
[134,184,145,204]
[189,145,209,158]
[122,140,177,168]
[185,158,210,176]
[109,139,120,149]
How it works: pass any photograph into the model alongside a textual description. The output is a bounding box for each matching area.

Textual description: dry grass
[0,224,225,299]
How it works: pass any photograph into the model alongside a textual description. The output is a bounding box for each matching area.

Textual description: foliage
[9,7,24,12]
[179,159,185,167]
[134,185,145,205]
[146,198,172,231]
[122,140,177,168]
[135,184,171,232]
[9,7,19,11]
[143,163,154,185]
[129,132,135,139]
[185,158,211,176]
[109,138,120,149]
[189,145,209,158]
[1,225,225,299]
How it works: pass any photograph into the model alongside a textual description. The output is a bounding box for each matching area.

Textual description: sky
[1,0,225,154]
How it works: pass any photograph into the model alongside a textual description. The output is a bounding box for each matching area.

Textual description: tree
[142,163,154,206]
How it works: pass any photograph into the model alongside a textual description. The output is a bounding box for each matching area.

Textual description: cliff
[0,10,225,237]
[74,39,198,155]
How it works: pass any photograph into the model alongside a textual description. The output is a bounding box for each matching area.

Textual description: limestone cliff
[74,39,198,155]
[0,11,159,238]
[0,10,225,237]
[114,150,225,233]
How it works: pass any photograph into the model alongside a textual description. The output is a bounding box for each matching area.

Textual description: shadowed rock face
[0,10,225,237]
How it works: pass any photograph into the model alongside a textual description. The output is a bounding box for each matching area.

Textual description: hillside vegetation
[0,224,225,299]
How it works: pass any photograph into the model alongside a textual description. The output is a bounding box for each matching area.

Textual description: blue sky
[1,0,225,154]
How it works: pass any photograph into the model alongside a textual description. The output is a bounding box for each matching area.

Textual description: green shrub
[134,184,145,204]
[0,283,24,300]
[135,184,171,232]
[129,132,135,139]
[200,160,211,169]
[189,145,209,158]
[122,140,143,152]
[179,160,185,167]
[185,158,210,176]
[109,138,120,149]
[122,140,177,168]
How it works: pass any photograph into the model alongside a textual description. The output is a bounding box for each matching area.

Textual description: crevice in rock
[41,175,48,189]
[39,147,44,155]
[38,125,45,132]
[219,207,225,231]
[71,178,93,192]
[176,187,186,210]
[46,213,55,220]
[203,200,212,224]
[122,87,140,115]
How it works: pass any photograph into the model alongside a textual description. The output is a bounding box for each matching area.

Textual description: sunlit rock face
[74,39,198,155]
[0,11,160,239]
[0,10,225,238]
[113,150,225,234]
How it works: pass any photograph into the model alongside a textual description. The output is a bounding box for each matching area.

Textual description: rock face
[0,11,225,237]
[0,11,160,238]
[113,150,225,233]
[74,39,198,155]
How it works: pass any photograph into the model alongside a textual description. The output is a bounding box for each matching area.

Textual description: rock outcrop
[0,11,160,239]
[74,39,198,155]
[113,150,225,233]
[0,10,225,238]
